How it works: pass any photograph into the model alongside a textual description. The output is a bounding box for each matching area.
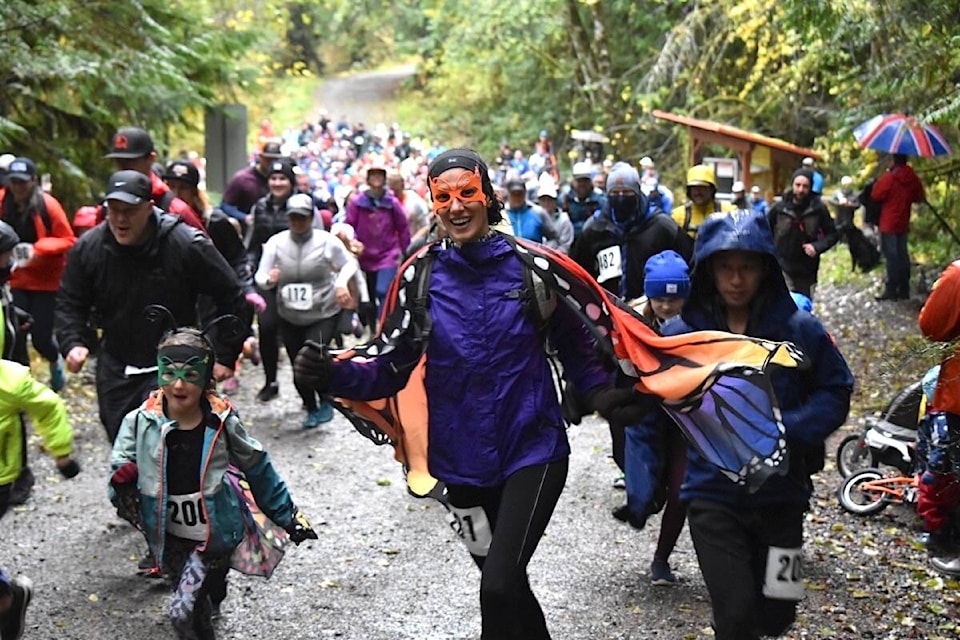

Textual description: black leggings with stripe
[446,459,568,640]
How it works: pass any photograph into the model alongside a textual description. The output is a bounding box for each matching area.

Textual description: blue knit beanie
[644,250,690,299]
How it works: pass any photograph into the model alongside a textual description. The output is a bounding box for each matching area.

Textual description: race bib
[12,243,33,267]
[762,545,804,601]
[166,491,207,541]
[445,505,493,557]
[596,246,622,283]
[280,282,313,311]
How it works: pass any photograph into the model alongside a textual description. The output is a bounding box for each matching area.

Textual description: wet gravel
[3,269,959,639]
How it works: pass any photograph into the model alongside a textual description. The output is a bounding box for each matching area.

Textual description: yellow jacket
[671,201,737,238]
[0,360,73,485]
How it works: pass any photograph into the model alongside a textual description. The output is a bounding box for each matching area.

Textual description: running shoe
[50,356,65,392]
[243,337,261,366]
[351,312,364,338]
[256,382,279,402]
[1,576,32,640]
[221,376,240,394]
[302,409,323,429]
[931,554,960,577]
[612,474,626,489]
[650,557,676,586]
[137,550,162,578]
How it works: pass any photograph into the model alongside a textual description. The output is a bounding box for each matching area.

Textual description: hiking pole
[922,200,960,247]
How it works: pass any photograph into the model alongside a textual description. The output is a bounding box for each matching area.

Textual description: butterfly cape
[330,233,803,498]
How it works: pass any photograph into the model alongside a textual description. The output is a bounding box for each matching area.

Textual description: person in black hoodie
[642,209,852,639]
[767,169,839,298]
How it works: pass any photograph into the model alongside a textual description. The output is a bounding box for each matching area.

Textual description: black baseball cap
[6,157,36,181]
[163,160,200,188]
[105,127,155,159]
[260,140,284,159]
[104,170,152,205]
[506,179,526,193]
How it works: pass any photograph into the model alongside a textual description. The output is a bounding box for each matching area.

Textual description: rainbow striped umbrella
[854,113,952,157]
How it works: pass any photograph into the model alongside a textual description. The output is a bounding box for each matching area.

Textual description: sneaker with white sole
[650,557,676,586]
[1,575,33,640]
[612,474,626,489]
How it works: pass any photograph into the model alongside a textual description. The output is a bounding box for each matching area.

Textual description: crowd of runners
[0,107,956,640]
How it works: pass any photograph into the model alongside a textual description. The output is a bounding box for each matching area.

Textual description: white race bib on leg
[762,545,804,601]
[445,505,493,557]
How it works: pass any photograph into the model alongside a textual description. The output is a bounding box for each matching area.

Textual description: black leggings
[278,315,338,411]
[446,459,568,640]
[255,287,280,385]
[11,289,59,364]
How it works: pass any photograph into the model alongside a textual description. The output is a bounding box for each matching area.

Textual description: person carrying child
[0,358,80,640]
[617,249,691,586]
[108,326,318,639]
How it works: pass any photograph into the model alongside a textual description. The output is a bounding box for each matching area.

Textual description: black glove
[293,340,332,393]
[589,385,658,428]
[588,385,638,421]
[284,509,318,545]
[58,458,81,479]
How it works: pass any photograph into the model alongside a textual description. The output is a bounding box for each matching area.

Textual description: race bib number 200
[762,546,804,601]
[166,491,207,540]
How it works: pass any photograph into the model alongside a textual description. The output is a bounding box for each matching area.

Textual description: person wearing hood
[571,161,692,301]
[871,154,925,300]
[646,209,852,639]
[767,169,839,298]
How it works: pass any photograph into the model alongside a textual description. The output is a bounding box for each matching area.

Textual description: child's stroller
[836,380,924,478]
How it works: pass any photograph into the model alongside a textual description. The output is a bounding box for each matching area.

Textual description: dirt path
[312,65,416,128]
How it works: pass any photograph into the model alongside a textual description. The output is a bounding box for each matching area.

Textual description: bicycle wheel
[837,468,889,516]
[836,434,872,478]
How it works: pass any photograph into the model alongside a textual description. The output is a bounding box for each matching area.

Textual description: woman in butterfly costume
[294,150,811,639]
[643,209,853,639]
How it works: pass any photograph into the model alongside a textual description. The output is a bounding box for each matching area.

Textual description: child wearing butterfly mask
[640,210,852,639]
[109,328,318,639]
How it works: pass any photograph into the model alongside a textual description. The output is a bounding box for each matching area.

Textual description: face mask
[609,193,639,223]
[157,345,212,388]
[429,168,487,213]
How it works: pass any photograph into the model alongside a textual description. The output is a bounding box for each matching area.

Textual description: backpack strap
[155,190,176,213]
[35,193,53,235]
[683,202,693,232]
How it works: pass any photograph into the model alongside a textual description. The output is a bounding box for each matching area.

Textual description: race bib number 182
[596,246,622,284]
